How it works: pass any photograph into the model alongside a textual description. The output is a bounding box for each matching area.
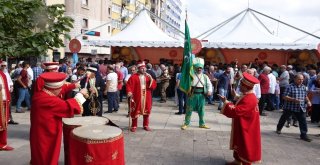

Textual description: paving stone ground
[1,98,320,165]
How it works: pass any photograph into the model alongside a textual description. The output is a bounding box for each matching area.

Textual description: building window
[112,4,121,13]
[108,7,111,16]
[82,0,88,6]
[112,20,121,29]
[82,19,88,28]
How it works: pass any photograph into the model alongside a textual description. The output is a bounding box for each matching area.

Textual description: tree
[0,0,74,58]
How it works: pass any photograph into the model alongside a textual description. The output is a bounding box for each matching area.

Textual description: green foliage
[0,0,74,58]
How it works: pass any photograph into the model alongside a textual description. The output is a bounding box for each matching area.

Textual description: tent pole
[196,8,248,39]
[250,8,320,40]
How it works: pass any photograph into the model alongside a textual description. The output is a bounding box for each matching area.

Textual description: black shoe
[8,120,19,125]
[293,123,298,127]
[217,108,221,111]
[175,112,182,115]
[183,111,186,114]
[300,136,312,142]
[113,109,118,112]
[159,100,166,103]
[260,112,267,116]
[276,130,281,134]
[104,111,112,113]
[286,123,290,128]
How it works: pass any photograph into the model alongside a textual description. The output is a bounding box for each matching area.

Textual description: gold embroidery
[74,97,84,114]
[71,132,123,144]
[42,88,56,96]
[139,75,146,115]
[112,150,118,160]
[84,153,93,163]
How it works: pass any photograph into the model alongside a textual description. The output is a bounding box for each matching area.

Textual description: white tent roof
[199,9,316,50]
[84,10,182,47]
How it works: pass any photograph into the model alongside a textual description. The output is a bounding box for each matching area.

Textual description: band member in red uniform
[30,72,87,165]
[35,62,80,99]
[0,67,14,151]
[126,61,156,132]
[219,72,262,165]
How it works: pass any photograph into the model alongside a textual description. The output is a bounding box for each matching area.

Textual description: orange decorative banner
[191,38,202,54]
[69,39,81,53]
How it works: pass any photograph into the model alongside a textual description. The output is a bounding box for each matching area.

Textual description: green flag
[179,20,194,94]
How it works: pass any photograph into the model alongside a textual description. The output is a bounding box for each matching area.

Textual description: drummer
[34,61,80,99]
[30,72,87,165]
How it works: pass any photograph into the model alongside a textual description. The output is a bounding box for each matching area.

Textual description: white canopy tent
[198,8,317,50]
[83,9,182,48]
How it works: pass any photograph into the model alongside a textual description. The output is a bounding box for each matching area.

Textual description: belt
[193,92,204,94]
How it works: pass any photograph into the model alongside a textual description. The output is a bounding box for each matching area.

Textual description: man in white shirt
[235,69,261,100]
[27,64,34,87]
[268,68,277,111]
[104,65,118,113]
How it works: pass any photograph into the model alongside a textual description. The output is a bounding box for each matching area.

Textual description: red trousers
[0,130,8,148]
[131,115,149,128]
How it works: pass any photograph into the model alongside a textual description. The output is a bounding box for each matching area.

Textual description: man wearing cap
[81,66,105,116]
[219,72,261,165]
[39,61,80,99]
[30,72,87,165]
[43,62,60,72]
[181,58,213,130]
[126,61,157,132]
[0,61,14,151]
[0,62,18,125]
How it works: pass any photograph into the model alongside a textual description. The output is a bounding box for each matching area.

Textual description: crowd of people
[1,57,320,164]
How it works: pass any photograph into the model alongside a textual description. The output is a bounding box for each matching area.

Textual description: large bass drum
[69,125,125,165]
[62,116,109,165]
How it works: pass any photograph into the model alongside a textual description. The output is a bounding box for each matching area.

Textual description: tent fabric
[84,10,182,48]
[199,9,316,50]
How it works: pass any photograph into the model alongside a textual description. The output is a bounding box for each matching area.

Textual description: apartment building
[44,0,183,62]
[63,0,112,61]
[110,0,152,34]
[162,0,183,39]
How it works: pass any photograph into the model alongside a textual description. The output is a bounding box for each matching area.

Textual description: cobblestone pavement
[1,99,320,165]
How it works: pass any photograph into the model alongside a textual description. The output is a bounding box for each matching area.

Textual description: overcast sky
[183,0,320,41]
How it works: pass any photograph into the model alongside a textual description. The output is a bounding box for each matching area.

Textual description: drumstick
[84,76,89,89]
